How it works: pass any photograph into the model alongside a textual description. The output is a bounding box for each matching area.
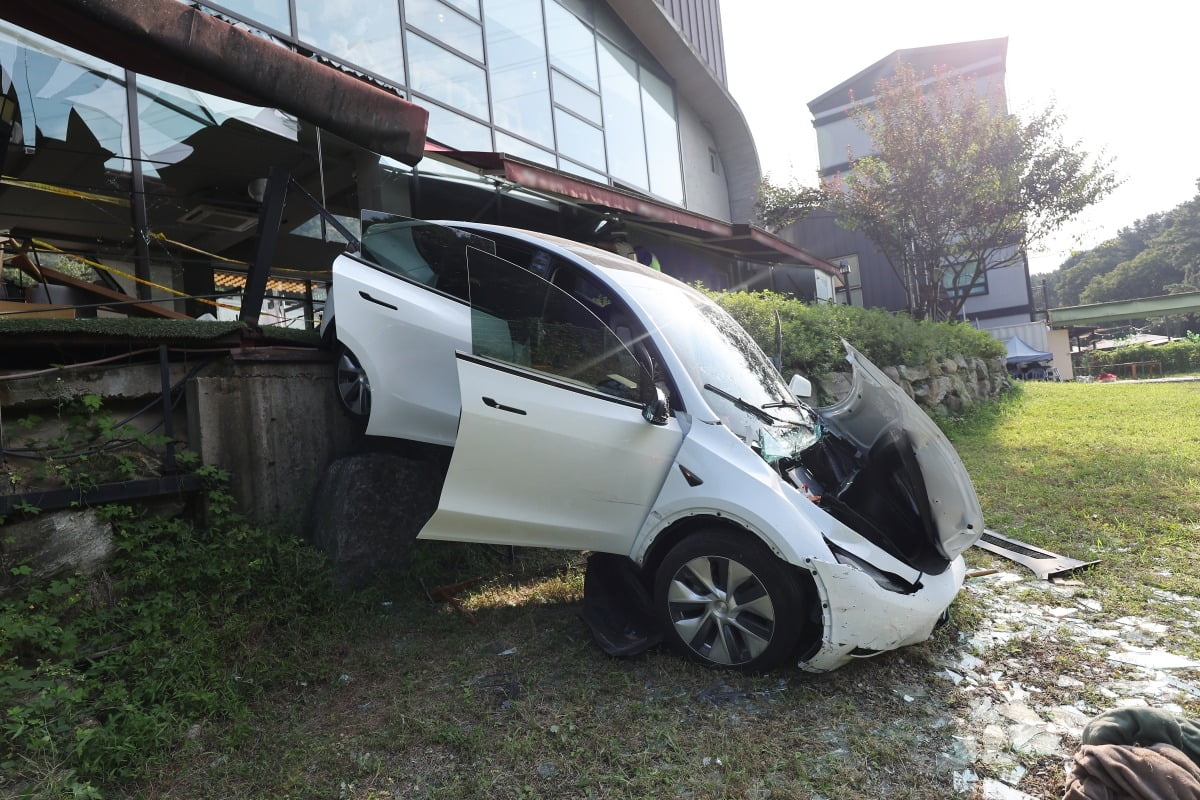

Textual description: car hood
[815,341,984,562]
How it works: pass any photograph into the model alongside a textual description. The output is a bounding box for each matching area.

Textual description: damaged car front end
[595,269,985,673]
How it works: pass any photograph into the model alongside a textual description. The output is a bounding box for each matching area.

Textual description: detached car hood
[815,342,984,564]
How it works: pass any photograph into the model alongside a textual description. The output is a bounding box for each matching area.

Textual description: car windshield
[623,278,819,460]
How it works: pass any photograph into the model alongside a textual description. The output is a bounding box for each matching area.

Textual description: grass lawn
[69,382,1200,797]
[950,381,1200,623]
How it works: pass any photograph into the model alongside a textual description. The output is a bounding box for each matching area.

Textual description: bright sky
[720,0,1200,275]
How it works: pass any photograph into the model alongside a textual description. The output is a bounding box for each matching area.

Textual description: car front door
[418,248,685,554]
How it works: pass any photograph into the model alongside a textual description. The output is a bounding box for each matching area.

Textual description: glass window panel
[495,131,556,168]
[466,248,646,399]
[211,0,292,34]
[551,70,600,123]
[0,25,131,172]
[557,159,608,185]
[135,75,298,179]
[422,101,493,150]
[942,263,988,297]
[545,1,597,90]
[552,0,591,23]
[407,34,489,120]
[593,6,640,56]
[553,109,604,170]
[597,40,646,190]
[358,215,472,300]
[640,69,683,204]
[484,0,552,147]
[404,0,483,61]
[441,0,481,18]
[292,213,360,245]
[296,0,405,85]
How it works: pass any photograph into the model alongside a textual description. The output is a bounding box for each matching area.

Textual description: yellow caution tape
[1,176,130,207]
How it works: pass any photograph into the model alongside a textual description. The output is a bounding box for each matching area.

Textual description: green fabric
[1082,708,1200,766]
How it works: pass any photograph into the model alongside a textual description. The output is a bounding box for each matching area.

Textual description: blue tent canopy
[1004,336,1052,365]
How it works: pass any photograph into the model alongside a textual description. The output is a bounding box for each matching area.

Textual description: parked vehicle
[322,214,984,672]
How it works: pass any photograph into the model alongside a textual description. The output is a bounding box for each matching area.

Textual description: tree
[817,62,1119,320]
[754,175,824,232]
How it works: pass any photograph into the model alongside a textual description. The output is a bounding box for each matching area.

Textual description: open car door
[418,249,685,554]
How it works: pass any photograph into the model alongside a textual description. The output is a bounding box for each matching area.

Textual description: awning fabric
[432,151,842,275]
[2,0,428,165]
[1004,336,1053,365]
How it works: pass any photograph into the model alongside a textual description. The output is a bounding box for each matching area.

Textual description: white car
[322,214,984,672]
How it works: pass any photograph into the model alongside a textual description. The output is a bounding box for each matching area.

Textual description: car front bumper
[797,554,967,672]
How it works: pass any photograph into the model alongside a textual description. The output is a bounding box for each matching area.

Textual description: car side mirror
[642,385,670,426]
[632,342,669,425]
[788,373,813,400]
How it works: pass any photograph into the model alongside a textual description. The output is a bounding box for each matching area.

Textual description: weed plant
[1,469,336,796]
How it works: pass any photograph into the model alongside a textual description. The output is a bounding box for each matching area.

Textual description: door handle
[482,396,526,415]
[358,290,398,310]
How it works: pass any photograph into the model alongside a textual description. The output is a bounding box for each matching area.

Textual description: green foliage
[1044,181,1200,320]
[1086,339,1200,375]
[830,61,1118,321]
[0,471,335,792]
[4,393,175,494]
[755,176,826,232]
[703,288,1003,378]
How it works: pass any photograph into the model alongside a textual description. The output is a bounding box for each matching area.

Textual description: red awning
[2,0,428,165]
[430,150,842,275]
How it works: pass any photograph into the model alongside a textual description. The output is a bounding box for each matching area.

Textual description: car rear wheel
[335,345,371,420]
[654,530,806,672]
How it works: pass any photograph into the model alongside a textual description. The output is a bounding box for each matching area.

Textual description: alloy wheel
[665,554,776,666]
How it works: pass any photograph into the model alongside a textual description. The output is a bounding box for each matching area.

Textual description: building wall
[654,0,726,85]
[0,2,761,312]
[677,99,732,221]
[796,39,1033,324]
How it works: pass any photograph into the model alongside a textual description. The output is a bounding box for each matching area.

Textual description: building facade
[0,0,838,324]
[787,38,1035,327]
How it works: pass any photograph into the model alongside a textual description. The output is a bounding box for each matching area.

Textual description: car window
[465,247,649,402]
[359,213,494,303]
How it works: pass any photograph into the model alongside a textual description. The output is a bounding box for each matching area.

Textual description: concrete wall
[185,352,359,525]
[678,99,732,222]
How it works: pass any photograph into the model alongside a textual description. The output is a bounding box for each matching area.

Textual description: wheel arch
[639,514,823,655]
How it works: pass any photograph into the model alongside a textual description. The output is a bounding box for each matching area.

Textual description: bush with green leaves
[1086,338,1200,376]
[703,289,1005,377]
[1,468,335,794]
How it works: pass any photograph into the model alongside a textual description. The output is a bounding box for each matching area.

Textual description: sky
[719,0,1200,275]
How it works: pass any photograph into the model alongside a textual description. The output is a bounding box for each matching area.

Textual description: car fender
[631,419,833,568]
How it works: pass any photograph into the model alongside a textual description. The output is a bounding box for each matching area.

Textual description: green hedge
[705,289,1005,377]
[1085,339,1200,376]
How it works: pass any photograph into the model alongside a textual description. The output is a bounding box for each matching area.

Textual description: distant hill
[1042,179,1200,311]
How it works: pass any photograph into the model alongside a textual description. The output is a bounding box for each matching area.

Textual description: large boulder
[308,449,448,592]
[1,509,113,595]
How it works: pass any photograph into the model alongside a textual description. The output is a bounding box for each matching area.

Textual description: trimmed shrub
[1087,339,1200,376]
[704,289,1005,377]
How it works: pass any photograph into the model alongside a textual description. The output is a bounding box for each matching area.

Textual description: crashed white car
[322,214,984,672]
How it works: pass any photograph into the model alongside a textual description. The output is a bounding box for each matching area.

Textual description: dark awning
[2,0,428,165]
[434,150,842,275]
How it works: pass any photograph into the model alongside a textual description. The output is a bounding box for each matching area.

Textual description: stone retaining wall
[818,355,1011,416]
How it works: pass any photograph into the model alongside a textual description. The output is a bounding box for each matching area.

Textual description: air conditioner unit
[178,204,259,233]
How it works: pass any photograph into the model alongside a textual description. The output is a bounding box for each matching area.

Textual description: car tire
[654,530,806,672]
[335,344,372,421]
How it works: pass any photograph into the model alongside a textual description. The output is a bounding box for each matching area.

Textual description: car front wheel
[654,530,806,672]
